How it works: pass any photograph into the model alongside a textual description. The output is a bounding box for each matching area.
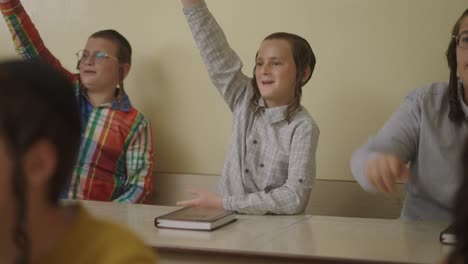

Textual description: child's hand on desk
[176,189,223,209]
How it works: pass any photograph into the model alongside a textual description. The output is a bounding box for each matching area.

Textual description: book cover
[440,223,456,245]
[154,206,237,231]
[157,206,235,222]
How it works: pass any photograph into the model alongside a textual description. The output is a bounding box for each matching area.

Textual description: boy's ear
[121,63,131,80]
[302,66,311,84]
[24,140,57,188]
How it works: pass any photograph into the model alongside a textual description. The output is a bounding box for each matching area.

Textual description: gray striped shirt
[351,82,468,221]
[183,1,320,215]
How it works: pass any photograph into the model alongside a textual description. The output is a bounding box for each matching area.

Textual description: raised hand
[180,0,202,8]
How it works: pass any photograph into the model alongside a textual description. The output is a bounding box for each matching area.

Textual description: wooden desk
[260,216,449,264]
[78,200,450,264]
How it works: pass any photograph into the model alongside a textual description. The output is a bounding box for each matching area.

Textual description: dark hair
[447,9,468,124]
[80,29,132,98]
[250,32,316,122]
[0,60,81,264]
[448,133,468,264]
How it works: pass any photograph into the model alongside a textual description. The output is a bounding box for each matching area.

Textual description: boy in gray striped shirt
[177,0,319,215]
[351,8,468,221]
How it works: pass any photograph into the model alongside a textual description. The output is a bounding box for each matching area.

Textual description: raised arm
[0,0,74,80]
[181,0,251,112]
[116,118,154,203]
[350,91,420,193]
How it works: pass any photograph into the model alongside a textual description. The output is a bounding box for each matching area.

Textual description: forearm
[182,0,250,111]
[351,90,422,193]
[116,177,153,204]
[0,0,72,78]
[120,120,154,203]
[117,161,154,204]
[224,184,311,215]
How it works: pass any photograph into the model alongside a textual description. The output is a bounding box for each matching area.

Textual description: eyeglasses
[76,50,119,64]
[453,32,468,49]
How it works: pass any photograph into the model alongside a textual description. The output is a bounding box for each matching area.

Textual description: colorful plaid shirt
[1,0,154,203]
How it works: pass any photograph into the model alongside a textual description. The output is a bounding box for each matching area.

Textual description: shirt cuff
[0,0,21,15]
[182,0,208,20]
[223,196,233,211]
[353,151,379,193]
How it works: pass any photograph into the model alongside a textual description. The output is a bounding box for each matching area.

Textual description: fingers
[366,160,379,191]
[188,189,201,196]
[384,156,402,193]
[176,189,203,207]
[366,155,391,192]
[176,199,199,207]
[379,164,395,193]
[399,166,410,182]
[366,154,408,194]
[178,189,222,208]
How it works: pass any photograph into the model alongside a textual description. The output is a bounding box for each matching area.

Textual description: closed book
[154,206,237,231]
[440,223,456,245]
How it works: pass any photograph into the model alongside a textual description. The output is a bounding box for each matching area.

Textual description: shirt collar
[258,98,288,124]
[80,87,131,112]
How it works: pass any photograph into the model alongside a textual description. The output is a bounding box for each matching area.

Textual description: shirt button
[298,179,303,183]
[260,164,264,168]
[245,169,249,173]
[253,140,258,144]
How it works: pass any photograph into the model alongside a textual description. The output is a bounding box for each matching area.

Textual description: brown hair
[0,60,81,264]
[79,29,132,99]
[448,133,468,264]
[446,9,468,124]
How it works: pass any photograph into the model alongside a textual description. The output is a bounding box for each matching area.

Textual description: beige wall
[154,173,405,218]
[0,0,465,181]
